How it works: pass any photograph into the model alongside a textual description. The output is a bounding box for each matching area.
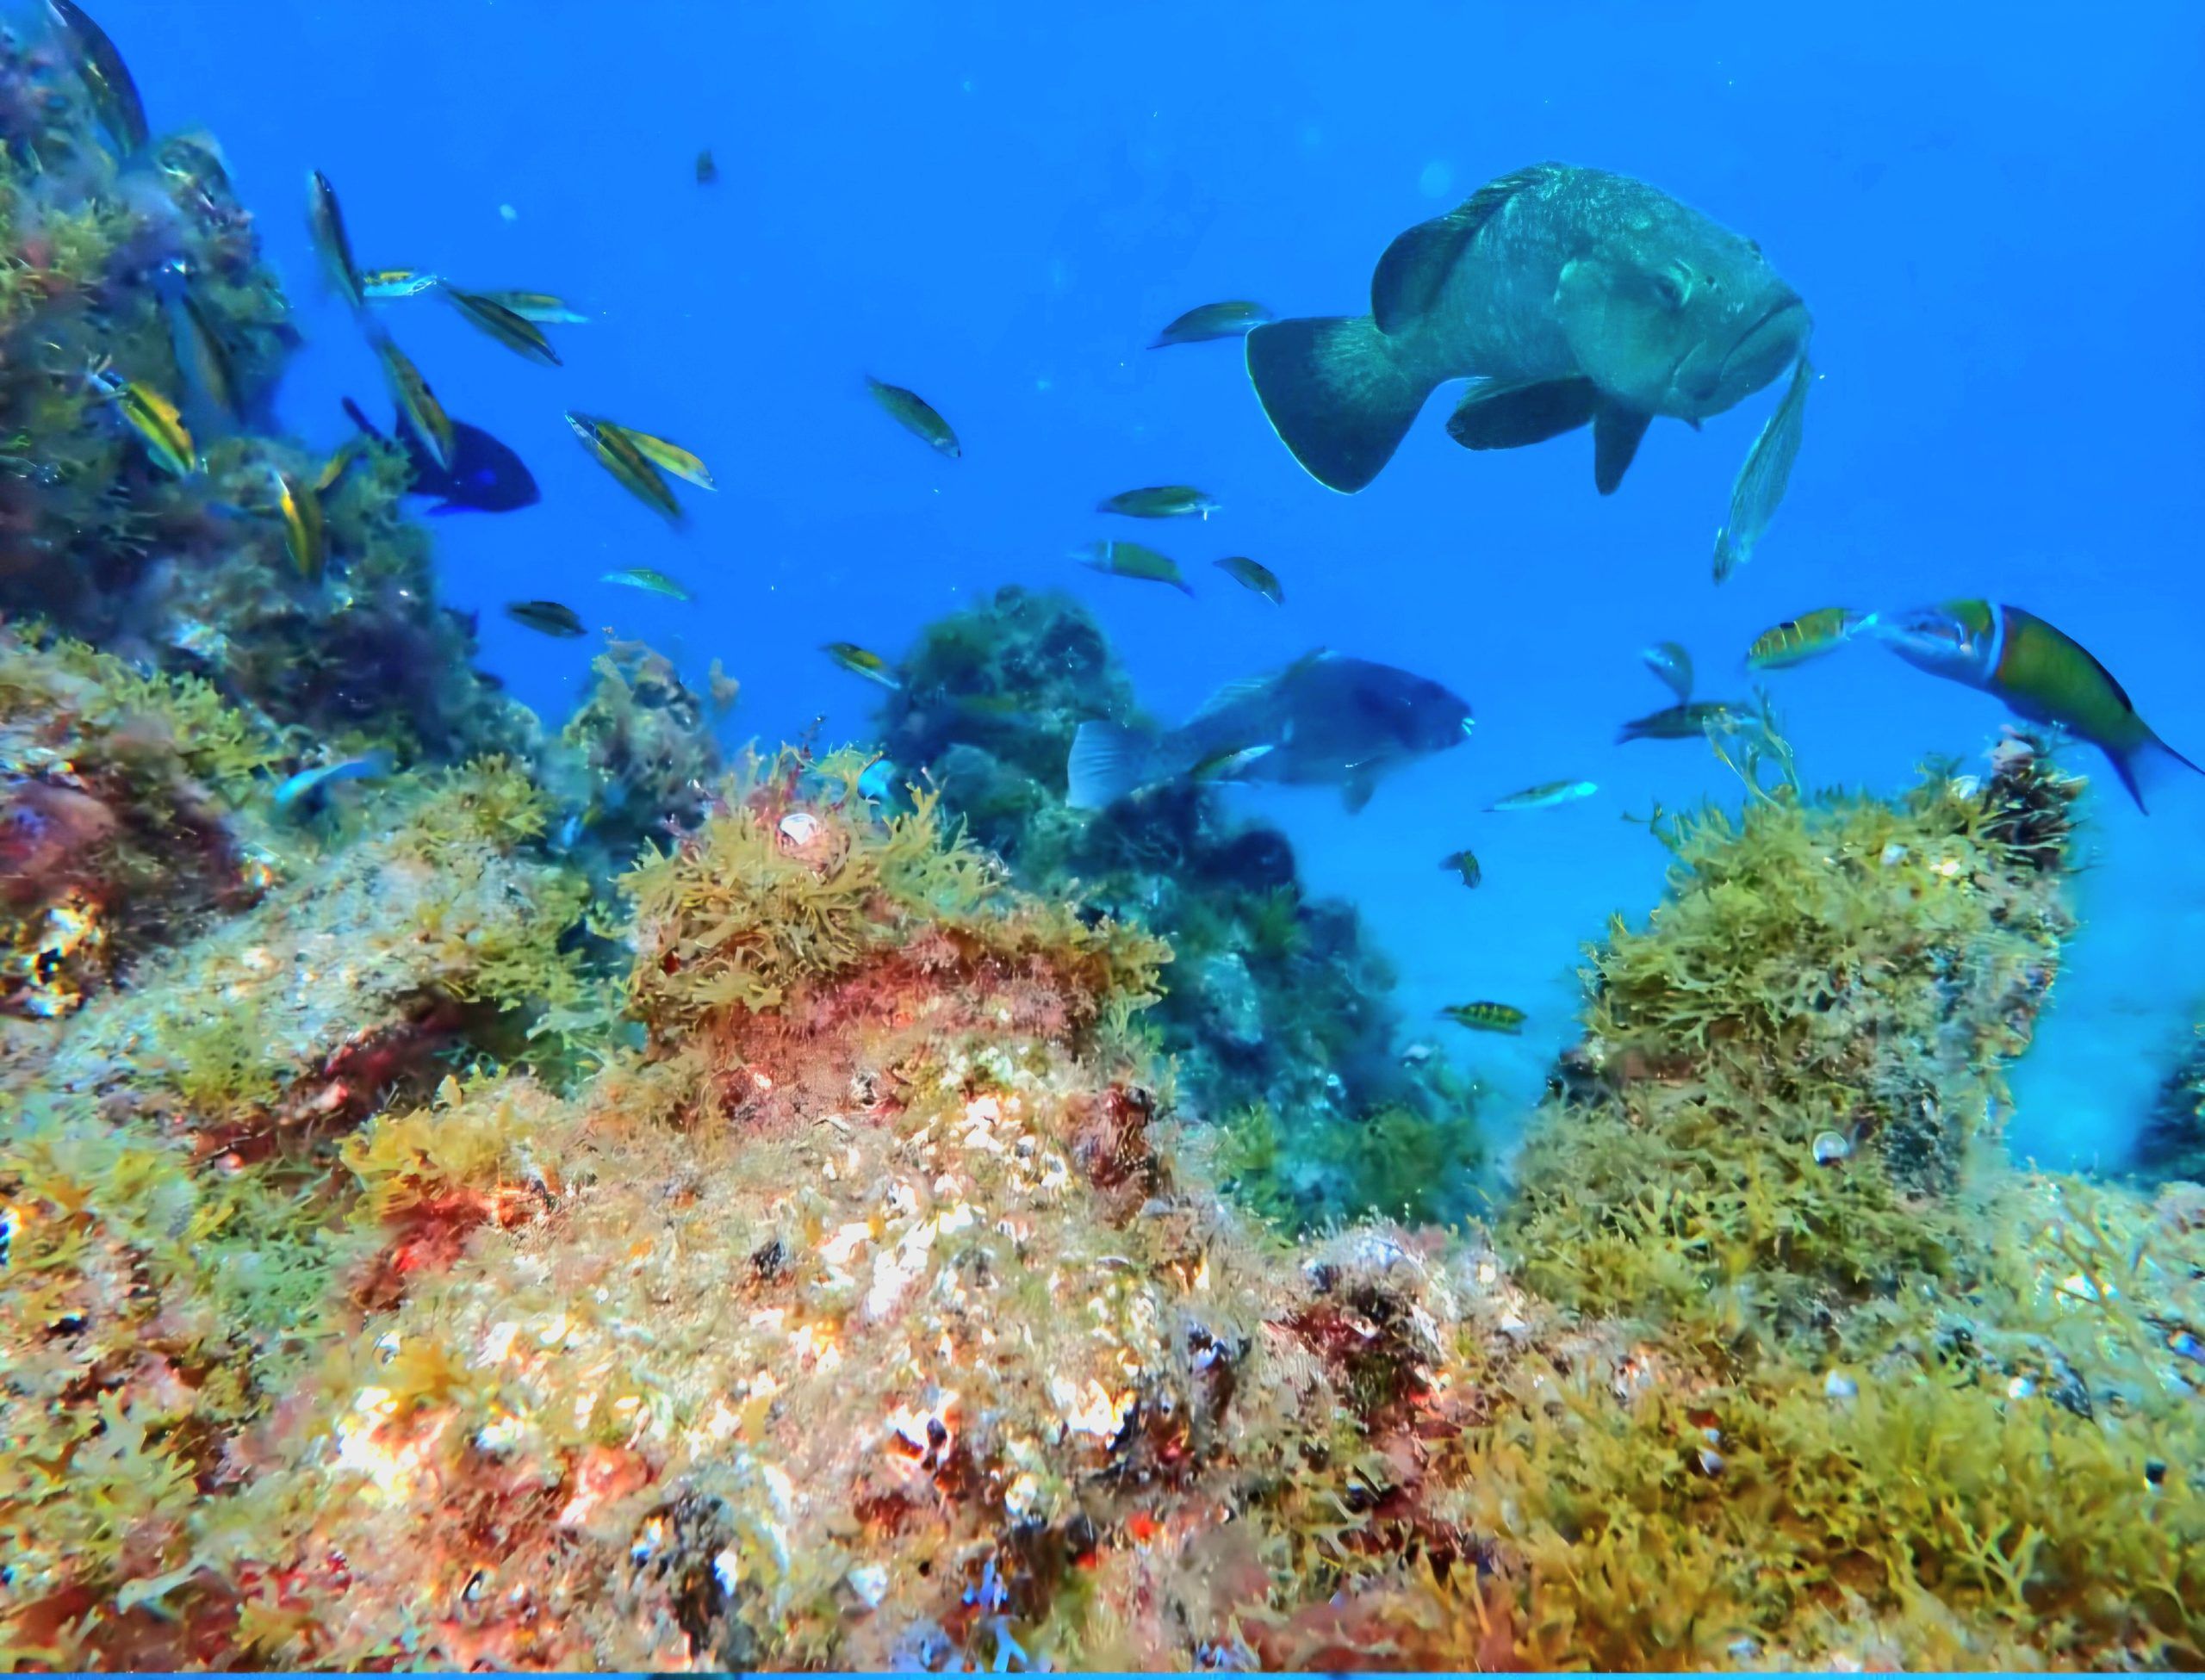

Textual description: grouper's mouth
[1717,294,1811,393]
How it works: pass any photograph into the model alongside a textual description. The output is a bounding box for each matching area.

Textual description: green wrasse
[1641,640,1693,702]
[602,567,692,601]
[565,412,682,522]
[315,434,368,493]
[1441,848,1481,888]
[506,599,587,637]
[443,287,562,366]
[1875,600,2199,813]
[1097,485,1219,519]
[600,422,713,490]
[823,642,901,689]
[866,377,960,458]
[1151,300,1272,349]
[1078,540,1191,595]
[370,333,455,470]
[1442,1001,1525,1034]
[1488,778,1596,811]
[47,0,146,156]
[88,364,195,475]
[268,465,326,582]
[1748,605,1866,670]
[468,290,587,324]
[358,269,442,300]
[307,170,364,308]
[1214,555,1283,604]
[152,260,240,431]
[1188,743,1276,782]
[1617,700,1739,743]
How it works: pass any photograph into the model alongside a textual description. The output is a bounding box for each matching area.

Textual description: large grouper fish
[1245,162,1813,548]
[1066,649,1472,815]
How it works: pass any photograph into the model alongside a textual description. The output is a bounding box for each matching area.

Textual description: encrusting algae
[3,27,2202,1677]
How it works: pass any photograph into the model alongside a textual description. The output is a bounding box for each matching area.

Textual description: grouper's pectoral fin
[1593,400,1653,495]
[1341,765,1379,815]
[1444,376,1600,450]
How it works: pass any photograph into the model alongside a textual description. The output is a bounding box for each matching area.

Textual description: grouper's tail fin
[1067,722,1170,810]
[1245,314,1433,494]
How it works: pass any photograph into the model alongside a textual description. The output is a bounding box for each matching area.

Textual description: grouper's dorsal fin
[1187,648,1331,724]
[1371,162,1568,336]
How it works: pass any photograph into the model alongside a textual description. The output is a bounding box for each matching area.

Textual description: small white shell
[778,810,823,848]
[1812,1130,1852,1166]
[1823,1369,1859,1400]
[1879,841,1909,867]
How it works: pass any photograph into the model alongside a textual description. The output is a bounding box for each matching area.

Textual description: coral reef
[5,40,2202,1677]
[878,584,1484,1231]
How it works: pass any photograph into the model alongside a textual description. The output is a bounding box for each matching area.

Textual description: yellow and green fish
[1488,779,1596,812]
[370,332,455,470]
[601,422,714,490]
[1873,600,2199,813]
[866,376,960,458]
[1150,300,1272,349]
[823,642,901,689]
[307,170,363,309]
[443,287,562,366]
[1097,485,1219,519]
[1747,606,1867,670]
[1078,540,1192,595]
[566,412,682,523]
[1214,555,1283,604]
[87,363,195,476]
[471,290,589,325]
[602,567,692,601]
[267,464,326,582]
[1441,848,1481,888]
[48,0,146,157]
[1442,1001,1525,1034]
[358,269,442,300]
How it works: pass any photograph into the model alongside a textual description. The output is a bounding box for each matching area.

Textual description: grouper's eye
[1653,264,1692,310]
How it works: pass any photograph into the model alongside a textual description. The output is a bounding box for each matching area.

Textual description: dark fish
[506,599,587,638]
[1617,700,1740,743]
[1442,1001,1525,1034]
[342,398,540,515]
[696,148,718,185]
[1076,539,1192,594]
[1246,163,1811,499]
[1066,649,1472,815]
[1641,640,1693,703]
[48,0,146,156]
[1873,600,2200,813]
[443,286,562,367]
[1214,555,1283,604]
[1441,848,1481,888]
[1151,300,1272,348]
[866,377,960,457]
[307,170,364,309]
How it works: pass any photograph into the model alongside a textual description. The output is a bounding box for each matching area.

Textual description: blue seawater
[108,0,2205,1170]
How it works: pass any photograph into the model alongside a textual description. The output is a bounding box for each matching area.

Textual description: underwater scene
[2,0,2202,1669]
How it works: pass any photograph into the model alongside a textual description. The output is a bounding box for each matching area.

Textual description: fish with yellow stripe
[85,362,195,475]
[1873,600,2197,812]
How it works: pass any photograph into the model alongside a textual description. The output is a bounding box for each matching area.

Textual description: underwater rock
[877,585,1485,1231]
[2135,1032,2205,1187]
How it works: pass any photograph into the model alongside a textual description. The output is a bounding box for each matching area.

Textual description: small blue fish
[273,751,391,814]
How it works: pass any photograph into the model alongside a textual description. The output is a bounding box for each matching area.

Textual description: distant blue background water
[78,1,2205,1170]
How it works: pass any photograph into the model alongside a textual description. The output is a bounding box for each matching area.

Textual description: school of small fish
[46,3,2197,1049]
